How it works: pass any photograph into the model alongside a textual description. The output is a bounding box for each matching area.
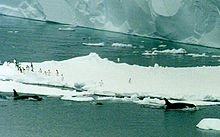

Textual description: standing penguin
[31,62,34,72]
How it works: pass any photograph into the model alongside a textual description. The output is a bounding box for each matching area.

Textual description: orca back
[96,102,103,105]
[13,89,19,97]
[164,98,171,105]
[164,98,196,110]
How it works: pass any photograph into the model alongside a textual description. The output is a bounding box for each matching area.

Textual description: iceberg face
[0,0,46,20]
[0,0,219,48]
[151,0,182,17]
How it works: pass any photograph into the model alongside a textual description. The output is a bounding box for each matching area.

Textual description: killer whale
[13,89,42,101]
[164,98,196,110]
[95,102,103,105]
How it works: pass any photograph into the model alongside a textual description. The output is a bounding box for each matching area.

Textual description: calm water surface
[0,96,220,137]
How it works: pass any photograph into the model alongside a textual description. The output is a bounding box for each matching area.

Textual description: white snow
[58,27,75,31]
[187,53,208,57]
[153,48,187,54]
[82,42,104,47]
[61,95,94,102]
[142,50,157,56]
[196,118,220,130]
[1,53,220,104]
[212,55,220,58]
[158,45,167,48]
[142,48,186,56]
[112,43,132,48]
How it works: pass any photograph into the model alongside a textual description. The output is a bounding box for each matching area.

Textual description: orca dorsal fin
[13,89,19,97]
[164,98,171,105]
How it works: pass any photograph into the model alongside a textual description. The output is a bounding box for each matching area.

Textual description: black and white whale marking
[13,89,42,101]
[164,98,196,110]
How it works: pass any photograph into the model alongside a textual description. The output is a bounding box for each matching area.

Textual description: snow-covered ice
[142,48,186,56]
[187,53,208,57]
[1,53,220,105]
[196,118,220,130]
[58,27,75,31]
[112,43,132,48]
[82,42,104,47]
[153,48,187,54]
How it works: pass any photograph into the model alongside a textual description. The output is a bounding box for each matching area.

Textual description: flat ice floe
[187,53,208,57]
[196,118,220,130]
[153,48,187,54]
[142,48,187,56]
[158,44,167,48]
[112,43,132,47]
[82,42,104,47]
[142,47,218,59]
[58,27,75,31]
[1,53,220,105]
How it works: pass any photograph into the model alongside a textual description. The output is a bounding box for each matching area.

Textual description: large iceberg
[0,0,219,48]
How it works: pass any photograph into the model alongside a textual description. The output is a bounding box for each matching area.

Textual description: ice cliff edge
[0,0,219,48]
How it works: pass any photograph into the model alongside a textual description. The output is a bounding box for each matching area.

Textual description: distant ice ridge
[0,0,219,48]
[1,53,220,106]
[196,118,220,130]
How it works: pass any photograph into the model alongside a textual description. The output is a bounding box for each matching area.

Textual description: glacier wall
[0,0,219,48]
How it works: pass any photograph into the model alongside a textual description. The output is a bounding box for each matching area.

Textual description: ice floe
[82,42,104,47]
[196,118,220,130]
[1,53,220,105]
[112,43,132,48]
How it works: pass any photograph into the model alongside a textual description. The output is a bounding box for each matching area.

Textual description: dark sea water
[1,15,220,137]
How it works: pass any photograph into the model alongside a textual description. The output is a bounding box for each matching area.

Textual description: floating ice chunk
[142,50,157,56]
[196,118,220,130]
[112,43,132,48]
[58,27,75,31]
[187,53,208,57]
[158,44,167,48]
[211,55,220,58]
[82,42,104,47]
[61,96,94,102]
[153,48,187,54]
[143,48,187,56]
[7,30,19,33]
